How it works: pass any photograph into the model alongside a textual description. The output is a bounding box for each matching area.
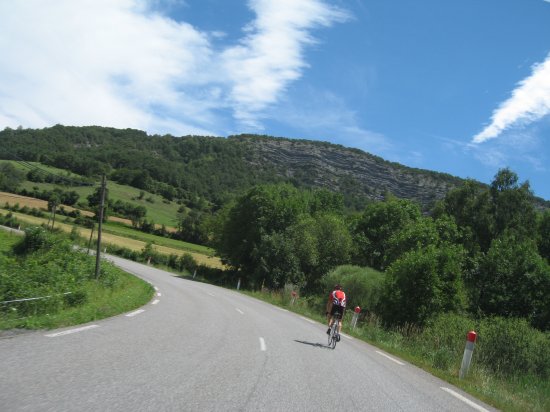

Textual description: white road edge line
[152,299,160,305]
[300,316,316,324]
[45,325,99,337]
[259,337,266,351]
[126,309,145,317]
[440,387,489,412]
[375,350,405,365]
[154,286,159,291]
[341,333,353,340]
[156,292,162,297]
[275,307,289,312]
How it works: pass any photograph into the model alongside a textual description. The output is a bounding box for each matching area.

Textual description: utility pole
[51,202,57,230]
[94,175,106,280]
[87,223,95,255]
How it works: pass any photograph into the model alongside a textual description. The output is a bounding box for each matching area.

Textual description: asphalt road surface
[0,255,498,411]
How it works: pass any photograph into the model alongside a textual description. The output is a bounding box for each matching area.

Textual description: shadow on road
[293,339,331,349]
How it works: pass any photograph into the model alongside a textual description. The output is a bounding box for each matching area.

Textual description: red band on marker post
[354,306,361,314]
[460,330,477,379]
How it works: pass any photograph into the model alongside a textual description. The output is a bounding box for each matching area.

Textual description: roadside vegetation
[243,285,549,412]
[0,228,154,330]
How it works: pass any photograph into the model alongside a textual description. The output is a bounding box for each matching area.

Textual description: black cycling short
[330,305,344,318]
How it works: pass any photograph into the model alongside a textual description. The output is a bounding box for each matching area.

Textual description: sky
[1,0,549,200]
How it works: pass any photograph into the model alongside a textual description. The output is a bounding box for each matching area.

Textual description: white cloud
[0,0,347,135]
[221,0,349,128]
[0,0,219,135]
[472,53,550,143]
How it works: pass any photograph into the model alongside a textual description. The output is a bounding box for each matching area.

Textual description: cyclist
[326,284,346,341]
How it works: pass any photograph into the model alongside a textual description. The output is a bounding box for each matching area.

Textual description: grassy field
[0,209,224,268]
[1,160,182,226]
[102,221,214,255]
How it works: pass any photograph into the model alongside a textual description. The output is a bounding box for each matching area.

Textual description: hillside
[0,125,483,211]
[233,134,465,209]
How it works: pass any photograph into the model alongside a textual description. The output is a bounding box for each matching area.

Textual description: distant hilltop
[1,125,547,211]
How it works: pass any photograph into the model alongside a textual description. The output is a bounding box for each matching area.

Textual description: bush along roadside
[0,227,154,330]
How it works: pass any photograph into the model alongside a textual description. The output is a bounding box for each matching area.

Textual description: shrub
[322,265,384,312]
[64,290,88,307]
[416,312,476,372]
[13,227,58,255]
[379,244,466,327]
[476,316,550,378]
[178,253,197,273]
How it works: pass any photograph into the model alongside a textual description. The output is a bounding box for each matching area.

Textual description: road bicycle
[327,312,342,349]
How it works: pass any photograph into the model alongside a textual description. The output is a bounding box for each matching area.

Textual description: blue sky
[1,1,549,199]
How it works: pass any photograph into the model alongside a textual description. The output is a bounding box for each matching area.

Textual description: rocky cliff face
[235,135,465,210]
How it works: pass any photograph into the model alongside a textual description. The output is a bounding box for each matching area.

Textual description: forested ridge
[0,124,504,212]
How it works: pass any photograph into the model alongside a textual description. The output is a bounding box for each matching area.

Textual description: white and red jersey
[329,290,346,307]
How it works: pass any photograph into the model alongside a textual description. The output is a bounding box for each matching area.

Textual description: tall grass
[0,227,154,330]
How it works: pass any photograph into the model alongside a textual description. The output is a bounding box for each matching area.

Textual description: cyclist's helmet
[334,284,342,290]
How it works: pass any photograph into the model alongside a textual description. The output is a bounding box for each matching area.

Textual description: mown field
[1,160,182,227]
[0,208,224,269]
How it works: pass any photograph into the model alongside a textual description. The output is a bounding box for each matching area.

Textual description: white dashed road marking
[440,388,489,412]
[375,350,405,365]
[259,337,266,351]
[126,309,145,317]
[235,308,244,315]
[207,292,216,297]
[45,325,99,337]
[152,299,160,305]
[156,292,162,297]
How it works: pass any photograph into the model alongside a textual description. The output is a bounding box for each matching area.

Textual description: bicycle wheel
[329,325,338,349]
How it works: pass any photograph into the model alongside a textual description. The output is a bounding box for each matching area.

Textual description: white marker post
[459,331,477,379]
[351,306,360,329]
[290,291,297,306]
[237,277,241,290]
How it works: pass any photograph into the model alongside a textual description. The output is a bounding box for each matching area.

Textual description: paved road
[0,256,497,411]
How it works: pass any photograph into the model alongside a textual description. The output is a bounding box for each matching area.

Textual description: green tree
[289,213,353,292]
[217,184,308,284]
[379,244,466,327]
[538,209,550,262]
[353,198,421,269]
[490,168,536,240]
[177,208,208,244]
[253,231,303,289]
[0,162,25,192]
[87,184,109,221]
[432,179,493,253]
[127,205,147,228]
[474,234,550,330]
[384,214,461,268]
